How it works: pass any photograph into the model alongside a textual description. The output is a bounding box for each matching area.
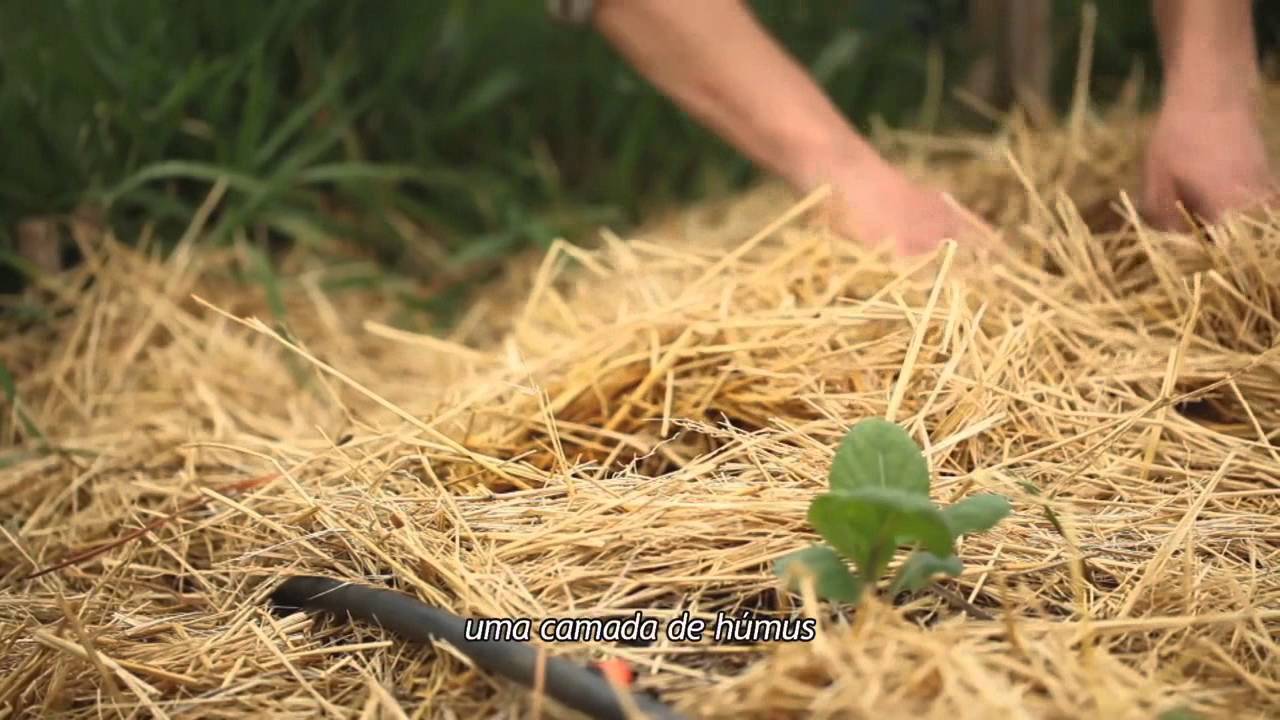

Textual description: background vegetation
[2,0,1278,316]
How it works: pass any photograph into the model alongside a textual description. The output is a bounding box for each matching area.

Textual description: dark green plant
[0,0,976,310]
[5,0,1276,308]
[0,360,45,449]
[775,417,1011,603]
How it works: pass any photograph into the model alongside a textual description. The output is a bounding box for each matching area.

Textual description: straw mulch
[2,88,1279,720]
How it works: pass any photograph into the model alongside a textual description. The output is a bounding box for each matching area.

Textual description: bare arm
[592,0,882,193]
[591,0,989,251]
[1153,0,1260,108]
[1143,0,1274,227]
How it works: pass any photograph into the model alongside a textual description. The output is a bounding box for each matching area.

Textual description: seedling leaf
[784,417,1012,605]
[808,493,879,571]
[775,544,863,603]
[810,487,953,581]
[889,551,964,594]
[942,494,1012,537]
[830,418,930,496]
[860,488,954,558]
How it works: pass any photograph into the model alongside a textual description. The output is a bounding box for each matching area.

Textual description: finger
[1186,174,1280,225]
[940,192,998,243]
[1140,169,1187,232]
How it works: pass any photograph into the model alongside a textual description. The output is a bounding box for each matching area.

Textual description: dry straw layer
[2,90,1279,719]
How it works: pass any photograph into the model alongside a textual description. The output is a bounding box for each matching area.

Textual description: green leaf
[810,29,863,85]
[235,52,274,169]
[0,246,43,280]
[0,360,46,444]
[252,61,354,169]
[246,245,287,325]
[1043,505,1066,537]
[942,495,1012,538]
[888,551,963,594]
[808,493,878,572]
[829,418,930,496]
[810,487,953,581]
[438,69,521,130]
[101,160,269,206]
[863,489,953,558]
[0,449,39,469]
[775,544,863,603]
[1020,480,1067,538]
[296,162,427,185]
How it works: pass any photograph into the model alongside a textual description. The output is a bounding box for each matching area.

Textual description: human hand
[819,159,992,255]
[593,0,991,254]
[1142,99,1278,230]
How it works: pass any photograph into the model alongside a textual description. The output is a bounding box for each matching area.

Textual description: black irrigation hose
[269,576,686,720]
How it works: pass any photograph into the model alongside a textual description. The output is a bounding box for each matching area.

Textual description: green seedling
[775,417,1011,603]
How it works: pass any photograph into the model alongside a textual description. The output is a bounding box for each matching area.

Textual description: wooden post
[963,0,1055,126]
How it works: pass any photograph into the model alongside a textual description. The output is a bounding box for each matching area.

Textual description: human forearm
[1153,0,1260,107]
[593,0,883,191]
[1143,0,1274,229]
[592,0,990,250]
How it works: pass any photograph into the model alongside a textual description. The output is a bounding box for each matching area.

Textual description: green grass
[1,1,1276,318]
